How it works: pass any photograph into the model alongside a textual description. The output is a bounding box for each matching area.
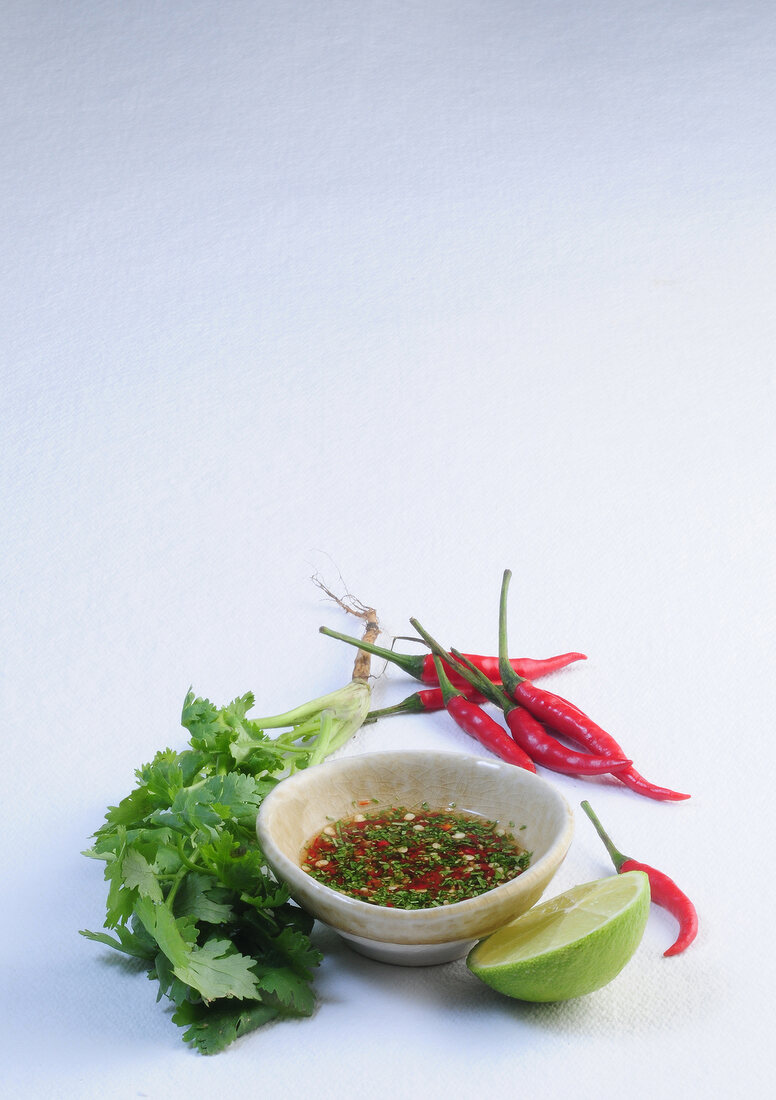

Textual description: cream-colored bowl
[256,750,573,966]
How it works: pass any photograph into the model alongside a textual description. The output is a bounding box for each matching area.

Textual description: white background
[2,2,774,1097]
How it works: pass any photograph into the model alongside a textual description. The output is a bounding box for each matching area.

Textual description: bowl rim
[256,749,574,920]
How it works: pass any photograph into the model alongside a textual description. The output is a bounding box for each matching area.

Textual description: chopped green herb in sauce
[301,807,531,909]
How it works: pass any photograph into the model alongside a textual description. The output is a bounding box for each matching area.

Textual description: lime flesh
[466,871,650,1002]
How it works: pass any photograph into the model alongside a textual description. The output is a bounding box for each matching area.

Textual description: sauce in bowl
[301,804,531,909]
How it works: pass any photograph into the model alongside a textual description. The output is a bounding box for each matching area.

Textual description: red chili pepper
[418,631,631,778]
[431,654,536,772]
[503,705,632,776]
[443,647,633,777]
[616,768,690,802]
[417,651,586,688]
[446,695,538,770]
[319,626,585,689]
[493,571,690,801]
[581,801,698,956]
[364,685,487,722]
[518,685,690,801]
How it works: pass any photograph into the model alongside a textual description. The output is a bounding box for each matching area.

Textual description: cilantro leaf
[173,873,233,925]
[271,926,324,980]
[122,848,164,903]
[181,691,255,755]
[175,938,261,1003]
[134,895,193,970]
[252,966,316,1015]
[172,999,282,1056]
[79,924,157,961]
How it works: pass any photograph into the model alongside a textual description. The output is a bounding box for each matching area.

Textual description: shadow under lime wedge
[466,871,650,1002]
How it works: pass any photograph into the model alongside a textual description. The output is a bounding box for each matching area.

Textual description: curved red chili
[432,654,536,772]
[418,651,587,688]
[526,688,690,801]
[411,608,634,780]
[447,653,633,777]
[416,629,629,778]
[616,768,690,803]
[446,695,536,771]
[505,707,631,776]
[495,571,691,801]
[618,860,698,955]
[581,801,698,956]
[319,626,585,690]
[510,682,624,755]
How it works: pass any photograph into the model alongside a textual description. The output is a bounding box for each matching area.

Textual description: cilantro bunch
[81,680,370,1054]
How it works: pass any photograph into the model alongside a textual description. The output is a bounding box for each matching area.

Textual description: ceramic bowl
[256,750,573,966]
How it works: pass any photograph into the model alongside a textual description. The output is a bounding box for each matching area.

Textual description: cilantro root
[311,573,379,683]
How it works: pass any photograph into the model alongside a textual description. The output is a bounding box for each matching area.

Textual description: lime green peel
[467,871,650,1002]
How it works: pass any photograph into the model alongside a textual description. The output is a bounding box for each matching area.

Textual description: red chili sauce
[301,804,531,909]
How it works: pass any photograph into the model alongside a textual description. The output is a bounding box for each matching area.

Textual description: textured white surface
[2,1,774,1097]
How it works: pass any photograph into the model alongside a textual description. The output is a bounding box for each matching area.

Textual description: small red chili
[364,685,488,722]
[431,653,537,772]
[504,704,632,777]
[319,625,585,689]
[417,650,587,689]
[420,633,629,778]
[616,767,690,802]
[446,696,537,770]
[493,571,691,801]
[581,800,698,956]
[538,692,690,801]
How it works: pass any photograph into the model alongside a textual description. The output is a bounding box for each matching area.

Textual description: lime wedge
[466,871,650,1002]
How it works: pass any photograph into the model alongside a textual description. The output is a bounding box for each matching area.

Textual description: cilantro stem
[175,838,203,875]
[252,686,360,728]
[275,717,321,745]
[308,709,335,767]
[166,864,188,909]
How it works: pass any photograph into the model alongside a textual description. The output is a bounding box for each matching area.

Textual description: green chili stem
[449,649,512,711]
[431,653,462,706]
[364,695,425,721]
[580,801,627,872]
[498,569,523,694]
[319,626,424,678]
[407,619,462,673]
[407,618,506,708]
